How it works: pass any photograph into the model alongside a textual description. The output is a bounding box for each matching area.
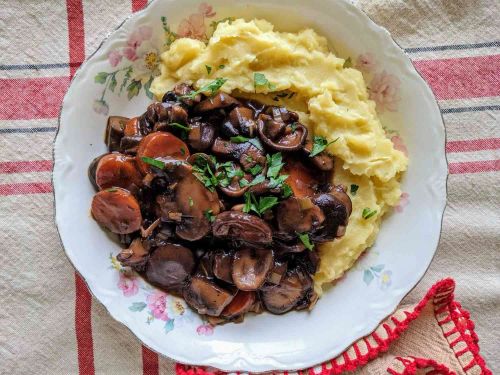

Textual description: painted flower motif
[122,46,138,61]
[118,273,139,297]
[93,99,109,115]
[127,25,153,49]
[108,50,122,67]
[146,291,169,321]
[177,2,216,40]
[196,324,214,336]
[395,192,410,213]
[369,70,401,112]
[391,135,408,156]
[131,40,161,83]
[379,270,393,290]
[356,52,378,73]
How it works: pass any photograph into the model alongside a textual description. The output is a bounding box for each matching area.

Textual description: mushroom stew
[89,82,352,324]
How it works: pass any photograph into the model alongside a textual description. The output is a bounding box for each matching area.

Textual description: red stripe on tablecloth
[413,55,500,100]
[66,2,94,375]
[446,138,500,153]
[0,160,53,174]
[75,273,95,375]
[0,77,70,120]
[0,182,52,196]
[142,346,160,375]
[66,0,85,77]
[449,160,500,174]
[132,0,148,12]
[129,1,160,372]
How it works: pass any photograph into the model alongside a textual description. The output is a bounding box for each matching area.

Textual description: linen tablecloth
[0,0,498,374]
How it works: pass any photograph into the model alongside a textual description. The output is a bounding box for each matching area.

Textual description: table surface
[0,0,498,373]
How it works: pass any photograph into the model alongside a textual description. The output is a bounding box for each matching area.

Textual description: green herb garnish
[188,197,194,207]
[180,147,186,155]
[343,57,352,68]
[205,65,212,75]
[266,153,285,178]
[239,174,265,188]
[254,72,276,91]
[350,184,359,196]
[141,156,165,169]
[182,78,227,100]
[362,208,377,219]
[230,135,249,143]
[204,209,216,223]
[268,174,289,189]
[248,138,264,151]
[297,232,314,251]
[243,192,279,216]
[105,188,118,193]
[210,17,236,31]
[290,122,298,133]
[309,136,339,157]
[282,183,293,198]
[249,164,263,176]
[170,123,191,131]
[218,64,225,69]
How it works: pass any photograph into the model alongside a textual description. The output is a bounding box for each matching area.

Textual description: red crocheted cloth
[176,278,492,375]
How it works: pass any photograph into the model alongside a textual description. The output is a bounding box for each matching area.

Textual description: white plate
[54,0,447,371]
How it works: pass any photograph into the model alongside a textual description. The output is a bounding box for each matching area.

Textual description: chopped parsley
[218,64,225,69]
[343,57,352,68]
[230,135,249,143]
[243,192,279,216]
[239,174,265,188]
[204,209,216,223]
[249,164,263,176]
[248,138,264,151]
[180,147,186,155]
[141,156,165,169]
[290,122,298,133]
[181,78,227,99]
[268,174,289,189]
[282,183,293,198]
[297,232,314,251]
[105,188,118,193]
[205,65,212,75]
[169,122,191,131]
[266,152,285,178]
[254,72,276,91]
[188,197,194,207]
[350,184,359,196]
[210,17,235,31]
[309,136,339,157]
[362,208,377,219]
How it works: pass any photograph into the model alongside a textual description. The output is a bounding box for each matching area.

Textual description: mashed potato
[151,19,408,293]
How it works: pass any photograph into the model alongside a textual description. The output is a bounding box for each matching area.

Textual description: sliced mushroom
[188,119,216,151]
[149,157,193,180]
[117,238,149,270]
[257,114,307,151]
[183,276,234,316]
[274,240,306,254]
[310,188,351,242]
[221,291,256,319]
[194,92,240,112]
[260,268,313,314]
[94,153,143,191]
[304,139,334,171]
[266,106,300,124]
[106,116,127,151]
[175,174,221,241]
[232,248,274,291]
[213,250,234,284]
[124,117,141,137]
[145,243,195,293]
[119,135,143,155]
[212,211,273,245]
[88,154,106,191]
[267,259,288,285]
[276,197,325,234]
[282,157,321,198]
[91,188,142,234]
[136,132,190,174]
[228,107,257,137]
[173,83,201,106]
[211,138,267,173]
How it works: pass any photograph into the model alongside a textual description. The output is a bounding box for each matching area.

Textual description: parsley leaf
[141,156,165,169]
[362,208,377,219]
[268,174,289,189]
[182,78,227,99]
[254,72,276,91]
[350,184,359,196]
[188,197,194,207]
[170,122,191,131]
[204,209,216,222]
[343,57,352,68]
[297,232,314,251]
[249,164,263,176]
[266,153,285,178]
[282,183,293,198]
[243,192,279,216]
[205,65,212,75]
[310,136,339,157]
[239,174,265,188]
[105,188,118,193]
[248,138,264,151]
[230,135,249,143]
[218,64,225,69]
[290,122,298,133]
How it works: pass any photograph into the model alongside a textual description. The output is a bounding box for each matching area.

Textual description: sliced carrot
[136,132,190,174]
[95,153,143,191]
